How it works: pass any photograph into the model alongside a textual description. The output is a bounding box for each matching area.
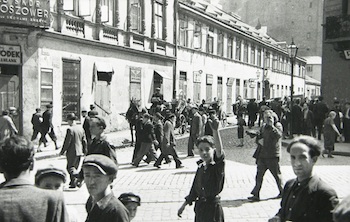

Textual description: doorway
[0,65,21,132]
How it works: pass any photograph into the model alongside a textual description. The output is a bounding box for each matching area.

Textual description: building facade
[322,0,350,104]
[219,0,324,57]
[0,0,306,139]
[176,0,306,113]
[0,0,176,137]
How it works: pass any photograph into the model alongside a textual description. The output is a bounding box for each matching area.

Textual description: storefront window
[40,69,53,111]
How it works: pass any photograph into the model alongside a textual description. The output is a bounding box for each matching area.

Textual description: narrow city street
[32,126,350,222]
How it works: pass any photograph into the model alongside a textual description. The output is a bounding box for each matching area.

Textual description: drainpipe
[173,0,178,99]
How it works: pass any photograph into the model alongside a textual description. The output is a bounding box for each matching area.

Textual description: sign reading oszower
[0,45,21,65]
[0,0,50,28]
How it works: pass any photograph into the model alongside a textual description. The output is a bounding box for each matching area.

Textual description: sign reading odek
[0,45,21,65]
[0,0,50,28]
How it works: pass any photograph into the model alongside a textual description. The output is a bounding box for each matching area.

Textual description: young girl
[237,114,246,147]
[178,115,225,221]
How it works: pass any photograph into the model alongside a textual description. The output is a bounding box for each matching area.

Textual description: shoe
[247,195,260,201]
[187,155,194,157]
[37,149,42,153]
[328,154,334,158]
[154,164,161,169]
[176,165,184,169]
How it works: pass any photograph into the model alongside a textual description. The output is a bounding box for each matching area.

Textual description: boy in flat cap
[118,193,141,221]
[83,154,130,222]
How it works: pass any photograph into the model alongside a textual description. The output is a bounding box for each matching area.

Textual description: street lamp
[287,39,298,138]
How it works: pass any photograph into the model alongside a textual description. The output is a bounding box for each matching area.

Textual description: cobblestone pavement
[3,123,350,222]
[37,137,350,222]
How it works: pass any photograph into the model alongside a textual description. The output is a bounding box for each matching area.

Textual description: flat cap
[88,110,99,117]
[118,192,141,206]
[83,154,118,175]
[46,104,53,108]
[35,165,67,185]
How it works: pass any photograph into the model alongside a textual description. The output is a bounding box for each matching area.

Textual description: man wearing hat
[31,108,43,142]
[39,103,59,150]
[83,154,130,222]
[60,113,87,188]
[187,106,202,157]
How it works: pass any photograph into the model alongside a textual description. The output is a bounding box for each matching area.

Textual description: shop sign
[344,50,350,59]
[206,74,213,85]
[130,67,141,83]
[227,77,234,86]
[0,45,21,65]
[193,71,201,83]
[0,0,50,28]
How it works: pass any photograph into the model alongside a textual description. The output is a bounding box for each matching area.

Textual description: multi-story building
[322,0,350,105]
[0,0,306,139]
[219,0,324,57]
[0,0,176,137]
[176,0,306,113]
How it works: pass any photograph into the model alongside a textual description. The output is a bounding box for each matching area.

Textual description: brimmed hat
[66,113,77,121]
[83,154,118,175]
[46,104,53,108]
[35,165,67,185]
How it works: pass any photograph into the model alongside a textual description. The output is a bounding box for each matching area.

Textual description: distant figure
[323,111,343,158]
[60,113,87,188]
[31,108,43,142]
[247,99,259,128]
[0,110,18,141]
[0,136,68,221]
[187,107,203,157]
[118,193,141,221]
[268,136,339,222]
[314,96,329,140]
[237,114,246,147]
[291,99,303,135]
[150,87,164,114]
[302,103,315,136]
[40,104,59,150]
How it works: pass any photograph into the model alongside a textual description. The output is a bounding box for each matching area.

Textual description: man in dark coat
[291,99,303,135]
[0,136,68,222]
[187,107,203,157]
[31,108,42,142]
[39,104,59,150]
[268,136,338,222]
[313,96,329,140]
[247,98,259,128]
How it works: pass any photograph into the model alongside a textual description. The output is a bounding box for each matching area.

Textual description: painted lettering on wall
[0,0,50,27]
[0,45,21,65]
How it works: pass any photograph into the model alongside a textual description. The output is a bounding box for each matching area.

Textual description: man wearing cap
[40,104,59,150]
[0,136,68,221]
[187,106,202,157]
[83,154,130,222]
[60,113,87,188]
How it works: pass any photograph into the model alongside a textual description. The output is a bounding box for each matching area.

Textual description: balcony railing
[103,26,119,43]
[325,15,350,40]
[65,17,85,37]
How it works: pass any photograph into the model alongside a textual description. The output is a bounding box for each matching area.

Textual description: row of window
[179,16,305,77]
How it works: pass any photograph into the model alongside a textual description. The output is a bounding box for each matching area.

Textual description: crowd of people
[1,93,350,221]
